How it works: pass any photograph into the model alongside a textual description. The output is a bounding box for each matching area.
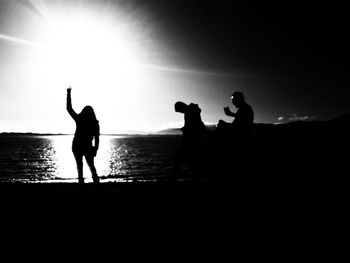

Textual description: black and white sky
[0,0,349,133]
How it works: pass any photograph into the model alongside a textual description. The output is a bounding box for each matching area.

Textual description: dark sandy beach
[1,179,263,227]
[1,176,342,218]
[1,178,260,211]
[1,177,347,257]
[0,180,263,247]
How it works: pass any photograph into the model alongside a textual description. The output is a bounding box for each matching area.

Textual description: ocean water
[0,135,186,183]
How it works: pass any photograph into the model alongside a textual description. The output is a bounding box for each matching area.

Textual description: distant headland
[1,114,349,136]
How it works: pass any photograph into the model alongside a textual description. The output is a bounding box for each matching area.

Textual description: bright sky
[0,0,232,133]
[0,0,348,133]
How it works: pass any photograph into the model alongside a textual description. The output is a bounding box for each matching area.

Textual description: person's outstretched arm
[66,86,77,120]
[224,106,236,117]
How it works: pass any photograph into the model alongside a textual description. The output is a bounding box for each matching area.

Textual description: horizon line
[1,114,347,135]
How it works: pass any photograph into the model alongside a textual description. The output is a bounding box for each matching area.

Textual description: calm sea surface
[0,135,186,183]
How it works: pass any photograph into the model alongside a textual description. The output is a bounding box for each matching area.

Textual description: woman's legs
[85,154,99,183]
[73,140,99,183]
[73,151,84,184]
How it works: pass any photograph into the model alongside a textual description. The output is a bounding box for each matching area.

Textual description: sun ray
[0,33,44,48]
[27,0,53,22]
[139,63,237,77]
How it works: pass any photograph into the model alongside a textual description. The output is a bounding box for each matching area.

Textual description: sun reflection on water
[48,135,129,183]
[0,134,180,183]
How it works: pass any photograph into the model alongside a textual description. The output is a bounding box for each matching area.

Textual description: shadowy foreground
[1,179,260,214]
[1,175,348,252]
[1,115,349,246]
[0,174,346,220]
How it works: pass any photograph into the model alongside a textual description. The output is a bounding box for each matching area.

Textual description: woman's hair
[80,105,97,120]
[79,106,99,133]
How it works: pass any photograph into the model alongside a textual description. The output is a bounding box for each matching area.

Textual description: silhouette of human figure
[217,91,254,136]
[215,91,255,177]
[66,87,100,184]
[171,101,206,182]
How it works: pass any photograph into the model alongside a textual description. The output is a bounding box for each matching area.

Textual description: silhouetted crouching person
[215,91,254,176]
[171,101,206,182]
[66,87,100,184]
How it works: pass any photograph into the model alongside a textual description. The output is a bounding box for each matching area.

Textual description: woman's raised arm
[66,86,78,120]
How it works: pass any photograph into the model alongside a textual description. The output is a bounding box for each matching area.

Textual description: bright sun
[43,14,139,81]
[39,12,144,88]
[31,8,156,132]
[0,1,178,133]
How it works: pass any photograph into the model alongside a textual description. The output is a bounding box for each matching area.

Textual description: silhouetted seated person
[216,91,254,140]
[215,92,254,174]
[66,87,100,184]
[171,101,206,182]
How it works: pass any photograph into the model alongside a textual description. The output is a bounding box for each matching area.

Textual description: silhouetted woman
[66,87,100,184]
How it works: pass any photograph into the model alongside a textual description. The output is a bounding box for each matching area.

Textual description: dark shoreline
[1,178,348,242]
[1,177,341,214]
[0,179,259,205]
[1,179,262,218]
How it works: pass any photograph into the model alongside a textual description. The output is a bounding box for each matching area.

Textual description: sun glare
[42,14,140,83]
[0,1,183,133]
[29,6,157,133]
